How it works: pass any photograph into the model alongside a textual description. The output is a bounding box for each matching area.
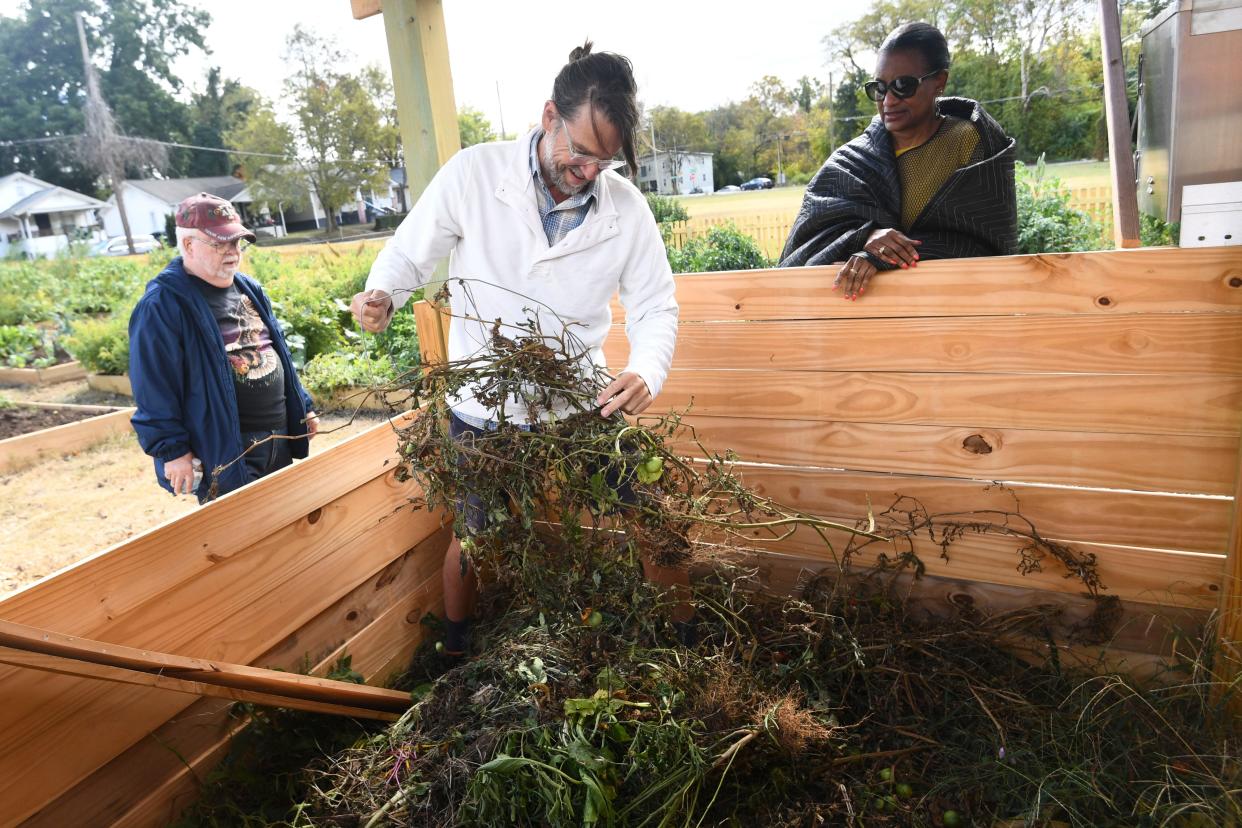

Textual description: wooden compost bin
[0,245,1239,826]
[602,245,1242,676]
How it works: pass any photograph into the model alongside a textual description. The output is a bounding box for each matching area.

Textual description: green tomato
[587,610,604,627]
[942,810,961,826]
[643,455,664,474]
[895,783,913,798]
[878,766,893,782]
[434,641,445,653]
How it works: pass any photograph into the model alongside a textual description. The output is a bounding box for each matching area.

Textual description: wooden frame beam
[1098,0,1142,247]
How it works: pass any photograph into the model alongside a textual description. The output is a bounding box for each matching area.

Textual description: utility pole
[73,12,163,255]
[827,71,837,153]
[495,80,506,140]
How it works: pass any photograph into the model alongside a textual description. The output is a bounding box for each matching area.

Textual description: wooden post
[379,0,460,202]
[1098,0,1142,248]
[412,298,449,365]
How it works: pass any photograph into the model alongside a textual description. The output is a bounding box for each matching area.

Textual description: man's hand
[164,451,197,495]
[305,411,320,439]
[597,372,652,417]
[350,289,393,333]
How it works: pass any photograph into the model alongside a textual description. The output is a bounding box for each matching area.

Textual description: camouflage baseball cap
[175,193,256,243]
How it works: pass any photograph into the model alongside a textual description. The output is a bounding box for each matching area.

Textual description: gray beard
[539,126,588,197]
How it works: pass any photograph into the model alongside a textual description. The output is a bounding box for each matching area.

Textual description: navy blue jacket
[128,256,314,499]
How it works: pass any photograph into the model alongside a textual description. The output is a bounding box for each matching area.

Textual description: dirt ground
[0,404,113,439]
[0,379,389,596]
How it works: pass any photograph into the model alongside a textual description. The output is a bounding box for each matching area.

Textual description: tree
[457,107,496,148]
[225,103,305,229]
[186,68,260,177]
[0,0,210,193]
[363,65,404,210]
[280,26,389,233]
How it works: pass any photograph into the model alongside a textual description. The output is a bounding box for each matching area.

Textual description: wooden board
[0,411,414,630]
[0,407,134,475]
[721,548,1208,657]
[653,369,1242,437]
[728,465,1232,555]
[606,313,1242,375]
[0,415,447,825]
[0,619,412,714]
[0,361,86,385]
[26,530,452,828]
[708,522,1224,609]
[0,648,404,721]
[614,247,1242,322]
[667,415,1238,496]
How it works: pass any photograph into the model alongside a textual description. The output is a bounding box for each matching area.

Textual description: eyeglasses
[558,117,627,172]
[863,70,943,102]
[195,235,252,254]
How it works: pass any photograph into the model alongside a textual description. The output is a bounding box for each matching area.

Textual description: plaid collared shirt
[529,128,596,247]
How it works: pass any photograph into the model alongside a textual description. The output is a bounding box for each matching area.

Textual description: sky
[0,1,859,131]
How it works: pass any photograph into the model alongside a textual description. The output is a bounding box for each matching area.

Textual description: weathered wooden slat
[614,247,1242,322]
[0,406,135,474]
[0,470,444,825]
[728,465,1232,555]
[667,415,1237,495]
[24,529,451,828]
[606,313,1242,375]
[653,369,1242,436]
[712,522,1223,609]
[0,619,412,714]
[0,648,403,722]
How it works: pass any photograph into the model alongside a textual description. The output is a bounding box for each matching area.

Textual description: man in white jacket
[351,42,683,655]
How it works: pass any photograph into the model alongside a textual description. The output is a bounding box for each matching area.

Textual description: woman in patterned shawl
[780,22,1017,300]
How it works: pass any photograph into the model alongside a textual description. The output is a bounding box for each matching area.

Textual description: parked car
[716,184,741,193]
[740,177,774,191]
[93,234,162,256]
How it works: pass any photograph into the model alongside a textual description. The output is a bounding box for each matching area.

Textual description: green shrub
[1016,156,1105,254]
[0,324,59,368]
[369,299,422,375]
[644,192,689,224]
[667,223,771,273]
[1140,213,1179,247]
[373,212,407,231]
[300,349,397,400]
[65,313,131,375]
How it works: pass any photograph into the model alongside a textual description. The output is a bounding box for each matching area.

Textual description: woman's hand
[864,228,921,268]
[834,253,876,300]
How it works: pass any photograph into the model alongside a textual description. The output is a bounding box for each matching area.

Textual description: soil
[0,405,113,440]
[0,378,393,596]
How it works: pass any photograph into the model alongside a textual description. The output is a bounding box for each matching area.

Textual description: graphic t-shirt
[192,278,287,431]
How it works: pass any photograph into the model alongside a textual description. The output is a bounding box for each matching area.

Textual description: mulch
[0,406,111,441]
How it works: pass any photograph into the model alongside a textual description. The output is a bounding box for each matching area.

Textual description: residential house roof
[123,176,250,206]
[0,174,107,220]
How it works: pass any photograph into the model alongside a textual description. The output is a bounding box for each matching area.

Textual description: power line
[832,83,1105,121]
[2,132,396,168]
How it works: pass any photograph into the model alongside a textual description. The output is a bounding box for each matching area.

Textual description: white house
[636,151,714,196]
[101,175,252,240]
[0,172,108,259]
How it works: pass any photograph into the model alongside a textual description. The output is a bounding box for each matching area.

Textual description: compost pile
[183,288,1240,828]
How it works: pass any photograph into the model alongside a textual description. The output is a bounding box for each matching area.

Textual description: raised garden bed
[85,373,132,397]
[0,402,135,474]
[0,361,87,386]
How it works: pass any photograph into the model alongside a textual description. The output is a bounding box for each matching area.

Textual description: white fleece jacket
[366,128,679,424]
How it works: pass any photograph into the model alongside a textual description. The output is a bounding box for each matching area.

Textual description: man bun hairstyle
[880,22,950,73]
[552,40,640,179]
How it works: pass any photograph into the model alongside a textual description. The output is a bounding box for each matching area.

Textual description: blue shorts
[447,411,637,537]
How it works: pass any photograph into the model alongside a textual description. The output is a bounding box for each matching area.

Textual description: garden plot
[0,401,135,475]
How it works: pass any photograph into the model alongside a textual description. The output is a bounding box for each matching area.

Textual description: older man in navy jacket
[129,193,317,502]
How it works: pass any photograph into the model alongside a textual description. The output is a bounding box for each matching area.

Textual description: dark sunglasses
[863,70,943,102]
